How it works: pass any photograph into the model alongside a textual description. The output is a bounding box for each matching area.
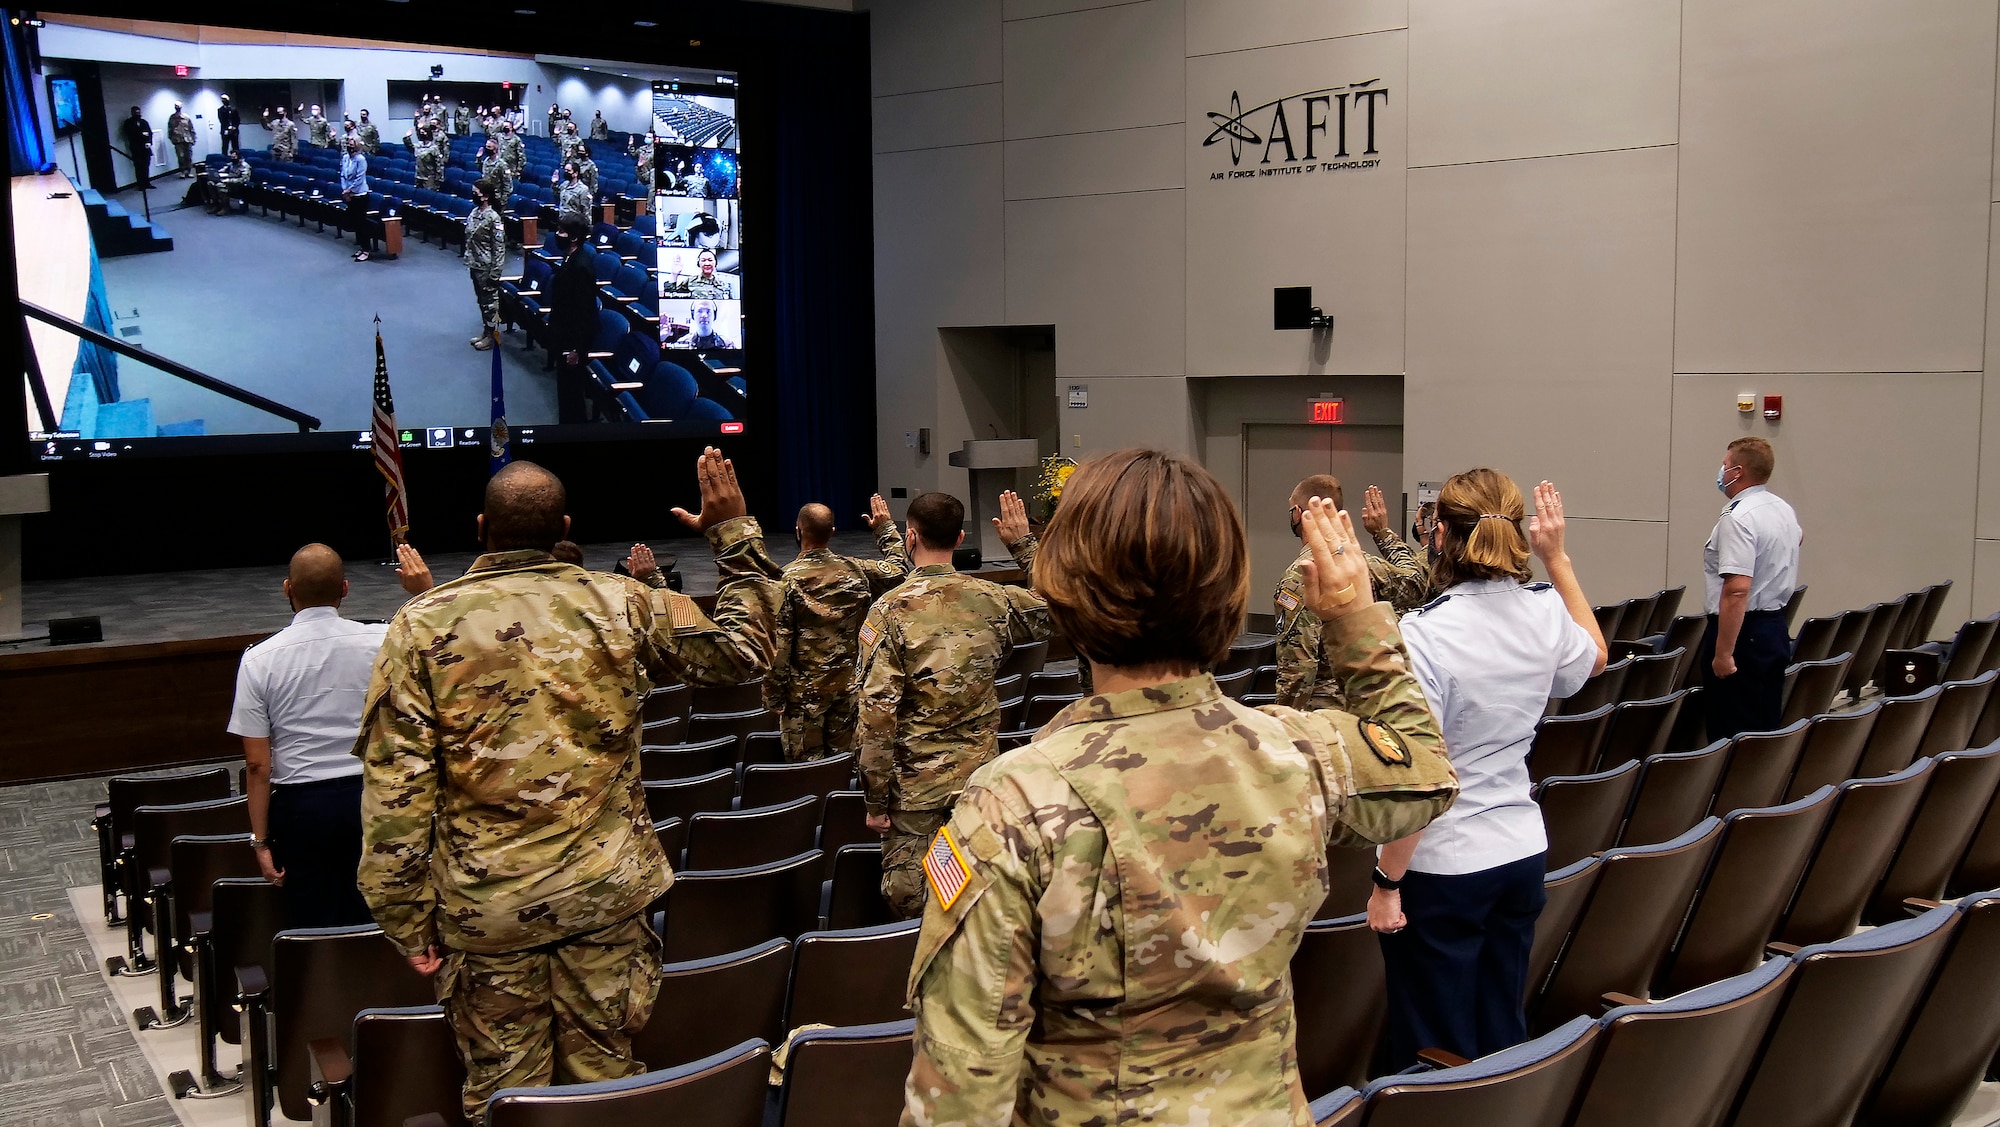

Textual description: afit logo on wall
[1202,80,1389,181]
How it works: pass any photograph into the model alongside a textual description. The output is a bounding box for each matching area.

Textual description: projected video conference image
[20,19,746,462]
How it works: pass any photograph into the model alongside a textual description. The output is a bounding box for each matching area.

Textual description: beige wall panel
[1005,123,1184,199]
[866,0,1003,97]
[1983,219,2000,540]
[1187,0,1406,58]
[1051,377,1197,461]
[1406,146,1678,520]
[1003,0,1186,139]
[1675,0,1997,374]
[1975,541,2000,623]
[1185,31,1408,377]
[1194,374,1406,511]
[1006,190,1187,377]
[1553,519,1670,607]
[1667,373,1980,628]
[873,328,945,504]
[1005,0,1137,19]
[1407,0,1679,167]
[873,84,1003,153]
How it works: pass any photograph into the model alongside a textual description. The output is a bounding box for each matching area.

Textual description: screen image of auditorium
[47,75,82,136]
[17,15,747,462]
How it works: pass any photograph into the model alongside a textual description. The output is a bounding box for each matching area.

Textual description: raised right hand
[866,493,893,530]
[1527,480,1567,566]
[672,447,747,532]
[992,490,1031,547]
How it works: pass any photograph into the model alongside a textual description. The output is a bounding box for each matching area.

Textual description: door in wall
[1242,422,1404,623]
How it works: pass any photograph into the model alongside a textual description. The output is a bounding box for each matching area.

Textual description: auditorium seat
[1213,667,1255,702]
[641,717,682,746]
[1790,615,1841,665]
[96,766,232,927]
[740,754,857,809]
[740,731,786,769]
[818,792,871,859]
[1220,637,1277,677]
[998,640,1049,680]
[644,683,691,726]
[124,796,248,979]
[1939,614,2000,683]
[621,361,700,422]
[312,1005,465,1127]
[1662,685,1709,753]
[1595,691,1687,772]
[1907,582,1953,648]
[1855,889,2000,1127]
[652,818,686,871]
[685,796,819,870]
[1847,596,1907,697]
[1865,743,2000,922]
[1568,958,1794,1127]
[785,919,921,1031]
[1357,1015,1601,1127]
[1785,702,1881,801]
[1527,857,1602,1006]
[1027,668,1083,697]
[1915,670,1996,757]
[253,926,434,1127]
[1318,842,1377,921]
[1658,786,1836,997]
[175,877,281,1099]
[997,688,1029,733]
[1292,913,1387,1098]
[640,736,737,782]
[1711,719,1812,816]
[486,1039,769,1127]
[1645,586,1686,636]
[1780,653,1852,727]
[635,939,790,1072]
[1532,818,1722,1030]
[643,769,737,825]
[1827,607,1877,690]
[1025,693,1083,730]
[821,843,893,931]
[1534,760,1640,871]
[1727,905,1959,1127]
[1663,616,1708,690]
[1617,741,1730,847]
[654,850,822,962]
[147,833,261,1033]
[771,1020,915,1127]
[1953,780,2000,896]
[686,707,778,754]
[1593,601,1628,642]
[1777,758,1935,948]
[1621,650,1683,703]
[1556,657,1631,716]
[1853,684,1941,778]
[1527,704,1615,785]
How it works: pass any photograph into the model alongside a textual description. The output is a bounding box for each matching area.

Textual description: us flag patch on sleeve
[924,825,972,909]
[1276,590,1300,612]
[859,622,879,649]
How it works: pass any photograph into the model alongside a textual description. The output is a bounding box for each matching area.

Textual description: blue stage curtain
[2,11,51,177]
[769,25,877,523]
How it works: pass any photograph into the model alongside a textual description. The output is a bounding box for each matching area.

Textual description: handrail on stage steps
[18,299,322,433]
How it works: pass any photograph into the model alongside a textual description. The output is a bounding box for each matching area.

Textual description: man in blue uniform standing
[1699,436,1802,739]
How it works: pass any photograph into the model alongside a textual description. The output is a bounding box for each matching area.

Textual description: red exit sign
[174,64,189,76]
[1308,398,1345,424]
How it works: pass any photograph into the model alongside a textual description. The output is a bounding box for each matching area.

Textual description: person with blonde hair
[1369,470,1608,1069]
[900,448,1458,1126]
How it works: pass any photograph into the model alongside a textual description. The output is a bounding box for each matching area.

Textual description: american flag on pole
[371,319,410,543]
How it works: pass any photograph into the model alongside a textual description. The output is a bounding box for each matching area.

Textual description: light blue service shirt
[226,606,388,784]
[339,151,368,196]
[1399,579,1599,876]
[1703,484,1802,614]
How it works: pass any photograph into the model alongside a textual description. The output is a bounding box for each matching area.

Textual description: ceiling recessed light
[634,19,657,27]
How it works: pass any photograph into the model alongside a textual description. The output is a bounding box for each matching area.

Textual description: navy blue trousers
[1378,852,1547,1070]
[1699,610,1791,740]
[268,773,374,929]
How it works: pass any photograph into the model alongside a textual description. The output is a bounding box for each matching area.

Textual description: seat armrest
[499,275,523,284]
[1904,897,1944,916]
[307,1037,352,1101]
[1765,941,1802,959]
[147,867,173,891]
[1600,991,1647,1012]
[610,382,644,391]
[236,963,270,1004]
[612,295,639,304]
[1415,1047,1469,1070]
[587,351,614,360]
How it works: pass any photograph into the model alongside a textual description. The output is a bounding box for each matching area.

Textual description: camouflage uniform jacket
[633,145,654,188]
[415,137,443,181]
[464,205,505,277]
[355,516,782,957]
[500,133,525,176]
[857,543,1048,817]
[480,155,514,207]
[168,112,195,145]
[357,122,380,154]
[558,178,594,228]
[904,603,1458,1127]
[305,114,331,147]
[767,523,911,710]
[453,106,472,135]
[590,117,610,140]
[1274,530,1428,711]
[265,117,298,160]
[574,156,600,197]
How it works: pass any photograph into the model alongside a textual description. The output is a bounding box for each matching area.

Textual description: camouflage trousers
[471,270,501,328]
[881,809,950,920]
[777,694,858,762]
[436,913,662,1120]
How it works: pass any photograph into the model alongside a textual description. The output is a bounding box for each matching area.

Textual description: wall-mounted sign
[1067,385,1088,409]
[1202,79,1390,181]
[1308,397,1344,424]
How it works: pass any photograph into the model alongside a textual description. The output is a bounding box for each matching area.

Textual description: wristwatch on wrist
[250,837,269,849]
[1371,866,1402,892]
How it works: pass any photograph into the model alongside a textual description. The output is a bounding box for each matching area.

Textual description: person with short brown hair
[1371,471,1608,1069]
[901,449,1457,1126]
[1701,436,1801,738]
[1275,475,1429,710]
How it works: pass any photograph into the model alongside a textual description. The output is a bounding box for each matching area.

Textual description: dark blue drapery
[2,11,51,177]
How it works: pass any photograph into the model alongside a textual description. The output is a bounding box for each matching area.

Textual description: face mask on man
[1716,465,1738,494]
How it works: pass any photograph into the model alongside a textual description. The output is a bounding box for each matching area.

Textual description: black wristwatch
[1371,866,1402,892]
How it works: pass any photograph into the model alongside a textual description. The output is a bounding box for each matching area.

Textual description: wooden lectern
[948,439,1040,564]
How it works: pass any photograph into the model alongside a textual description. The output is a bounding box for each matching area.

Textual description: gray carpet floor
[97,185,556,437]
[0,772,179,1127]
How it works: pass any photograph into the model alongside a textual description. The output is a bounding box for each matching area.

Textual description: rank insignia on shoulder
[1359,719,1411,767]
[1276,590,1300,612]
[924,825,972,910]
[859,622,879,649]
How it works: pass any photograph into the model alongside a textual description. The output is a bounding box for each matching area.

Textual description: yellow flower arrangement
[1033,455,1078,521]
